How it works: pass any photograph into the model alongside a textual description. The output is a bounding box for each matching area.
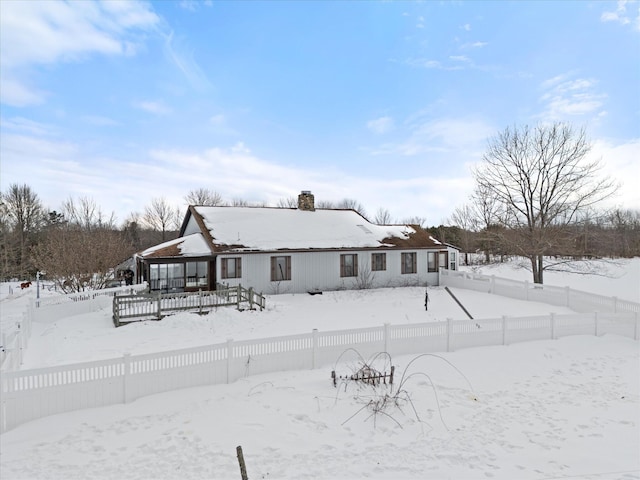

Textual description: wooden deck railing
[112,285,265,327]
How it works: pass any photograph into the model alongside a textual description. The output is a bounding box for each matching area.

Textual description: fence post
[594,311,599,337]
[156,292,162,320]
[249,288,254,310]
[550,312,556,340]
[1,332,6,370]
[123,353,131,403]
[16,322,23,367]
[237,285,242,310]
[199,289,203,315]
[565,286,571,308]
[226,338,234,383]
[490,276,495,294]
[502,316,507,345]
[384,323,390,353]
[312,329,318,369]
[612,296,618,313]
[446,318,453,352]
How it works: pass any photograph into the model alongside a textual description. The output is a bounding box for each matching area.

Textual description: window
[271,256,291,281]
[449,252,456,271]
[186,261,208,287]
[439,252,448,270]
[427,252,437,272]
[401,252,417,274]
[221,257,242,279]
[340,254,358,277]
[149,263,184,291]
[371,253,386,271]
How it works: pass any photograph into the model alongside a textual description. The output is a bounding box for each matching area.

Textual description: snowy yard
[1,258,639,479]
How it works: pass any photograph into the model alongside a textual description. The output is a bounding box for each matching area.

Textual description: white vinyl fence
[440,269,640,314]
[2,310,638,434]
[0,284,148,372]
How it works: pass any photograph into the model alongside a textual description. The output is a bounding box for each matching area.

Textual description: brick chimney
[297,191,315,211]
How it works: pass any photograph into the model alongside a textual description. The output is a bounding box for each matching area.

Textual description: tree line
[1,122,637,288]
[0,185,419,291]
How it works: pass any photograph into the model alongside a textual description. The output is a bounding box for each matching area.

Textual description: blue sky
[1,0,639,226]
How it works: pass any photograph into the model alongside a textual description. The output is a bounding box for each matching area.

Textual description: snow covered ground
[1,258,639,479]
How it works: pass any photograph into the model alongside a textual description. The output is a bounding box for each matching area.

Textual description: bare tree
[184,188,224,206]
[33,224,135,293]
[469,184,505,263]
[374,208,393,225]
[143,197,179,242]
[316,200,335,209]
[232,198,249,207]
[449,204,476,265]
[62,196,116,230]
[473,123,616,283]
[0,183,45,278]
[337,198,368,218]
[402,216,427,228]
[277,197,298,208]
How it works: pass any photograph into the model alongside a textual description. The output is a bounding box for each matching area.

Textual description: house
[134,191,459,294]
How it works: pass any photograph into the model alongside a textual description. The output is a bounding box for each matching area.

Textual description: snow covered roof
[137,206,451,259]
[185,206,444,252]
[139,233,212,258]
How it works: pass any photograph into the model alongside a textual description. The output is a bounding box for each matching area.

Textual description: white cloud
[601,0,640,31]
[0,0,160,106]
[461,23,471,31]
[0,117,57,136]
[0,127,474,227]
[162,30,212,91]
[405,58,464,71]
[588,138,640,211]
[133,100,172,115]
[179,0,213,11]
[367,116,394,134]
[0,75,47,107]
[538,74,607,120]
[399,117,494,156]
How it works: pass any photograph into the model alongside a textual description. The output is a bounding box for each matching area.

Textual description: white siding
[216,248,457,294]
